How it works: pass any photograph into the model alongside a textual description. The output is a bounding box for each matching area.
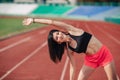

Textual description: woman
[23,18,119,80]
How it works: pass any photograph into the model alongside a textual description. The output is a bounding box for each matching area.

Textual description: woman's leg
[77,65,95,80]
[104,61,119,80]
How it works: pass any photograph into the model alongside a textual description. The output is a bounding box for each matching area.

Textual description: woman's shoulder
[68,28,84,36]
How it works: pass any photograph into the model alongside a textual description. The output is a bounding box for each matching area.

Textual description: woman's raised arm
[23,18,78,33]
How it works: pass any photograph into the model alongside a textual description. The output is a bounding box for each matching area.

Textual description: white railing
[14,0,35,3]
[46,0,68,4]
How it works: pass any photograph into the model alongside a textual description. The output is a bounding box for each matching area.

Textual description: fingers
[22,18,27,26]
[22,18,28,26]
[22,18,33,26]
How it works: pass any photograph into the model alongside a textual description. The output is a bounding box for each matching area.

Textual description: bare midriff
[86,36,103,55]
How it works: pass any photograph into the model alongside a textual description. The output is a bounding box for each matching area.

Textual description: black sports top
[68,32,92,53]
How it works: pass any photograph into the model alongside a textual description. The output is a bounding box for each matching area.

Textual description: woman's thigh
[77,65,95,80]
[104,61,119,80]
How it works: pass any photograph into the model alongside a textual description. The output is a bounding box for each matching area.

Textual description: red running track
[0,20,120,80]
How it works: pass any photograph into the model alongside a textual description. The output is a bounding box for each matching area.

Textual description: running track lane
[0,26,67,80]
[0,20,120,80]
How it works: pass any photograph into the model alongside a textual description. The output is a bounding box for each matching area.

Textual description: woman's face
[53,31,67,43]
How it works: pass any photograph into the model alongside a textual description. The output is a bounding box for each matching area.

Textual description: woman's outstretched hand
[22,18,33,26]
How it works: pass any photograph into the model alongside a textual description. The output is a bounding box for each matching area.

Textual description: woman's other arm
[66,48,76,80]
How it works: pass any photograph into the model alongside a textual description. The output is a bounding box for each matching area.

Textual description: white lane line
[85,23,120,44]
[84,23,93,34]
[0,41,47,80]
[60,57,69,80]
[39,30,47,34]
[93,24,120,45]
[0,37,31,52]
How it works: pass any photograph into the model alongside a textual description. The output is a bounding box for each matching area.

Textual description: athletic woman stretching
[23,18,119,80]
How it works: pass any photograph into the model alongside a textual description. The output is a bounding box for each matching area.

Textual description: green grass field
[0,18,46,39]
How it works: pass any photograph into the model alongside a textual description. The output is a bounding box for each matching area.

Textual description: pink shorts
[84,45,113,68]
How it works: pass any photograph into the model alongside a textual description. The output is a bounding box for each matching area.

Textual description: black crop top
[68,32,92,53]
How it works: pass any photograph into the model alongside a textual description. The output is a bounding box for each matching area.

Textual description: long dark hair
[48,29,66,63]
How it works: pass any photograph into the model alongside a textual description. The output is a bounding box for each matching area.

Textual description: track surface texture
[0,20,120,80]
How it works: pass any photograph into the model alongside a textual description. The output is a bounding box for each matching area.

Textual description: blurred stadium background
[0,0,120,80]
[0,0,120,39]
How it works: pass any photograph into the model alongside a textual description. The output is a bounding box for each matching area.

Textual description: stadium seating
[14,0,35,3]
[0,3,120,24]
[46,0,68,5]
[105,15,120,24]
[31,5,74,15]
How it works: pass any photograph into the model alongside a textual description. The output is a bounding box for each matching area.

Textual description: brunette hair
[48,29,66,63]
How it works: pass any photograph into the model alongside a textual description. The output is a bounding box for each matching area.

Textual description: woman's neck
[66,35,72,43]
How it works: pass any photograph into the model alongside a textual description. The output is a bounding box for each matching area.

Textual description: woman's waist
[86,36,103,55]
